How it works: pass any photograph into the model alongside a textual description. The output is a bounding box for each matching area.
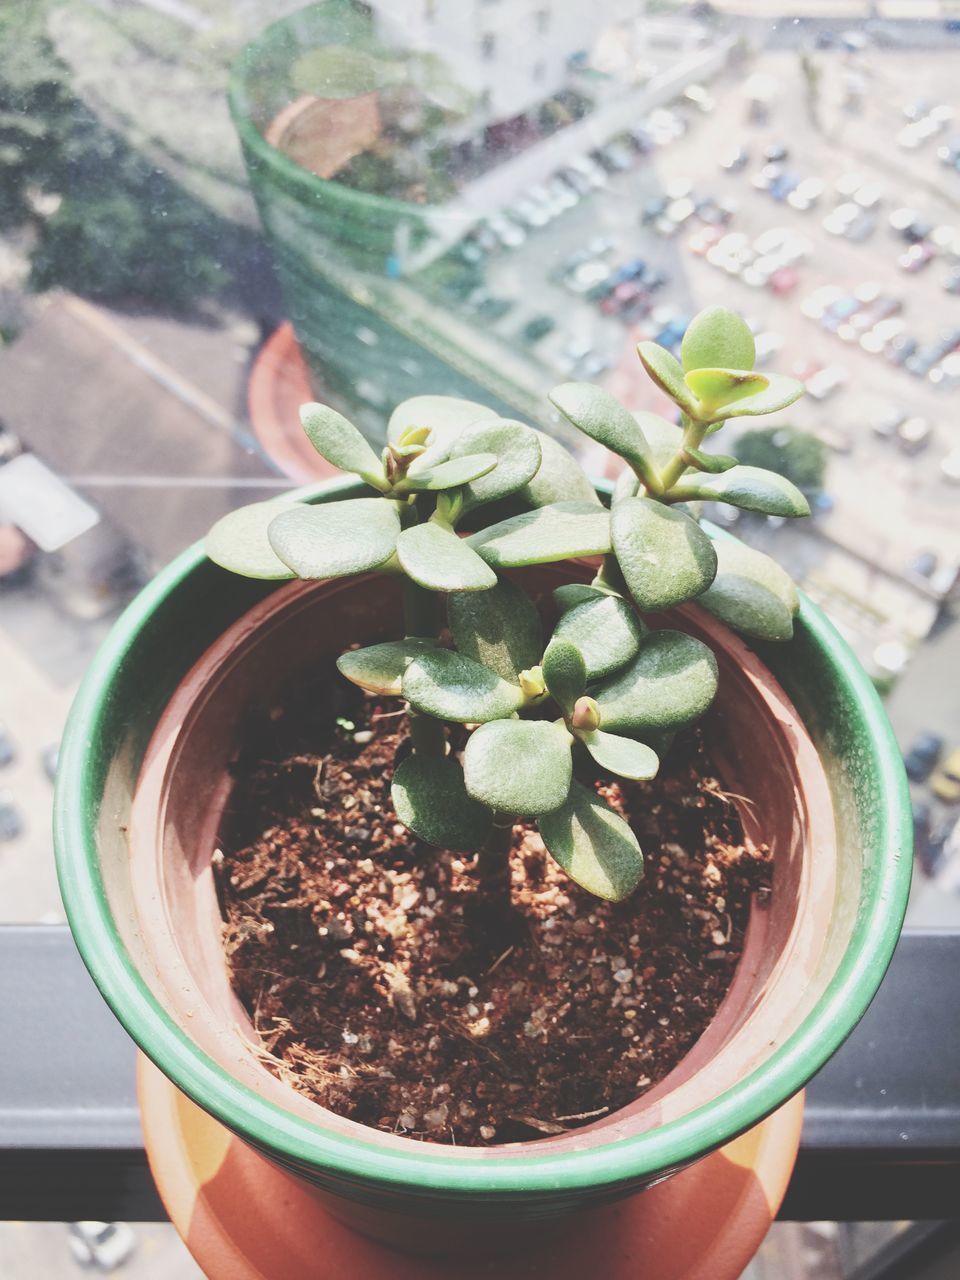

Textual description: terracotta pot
[54,479,911,1267]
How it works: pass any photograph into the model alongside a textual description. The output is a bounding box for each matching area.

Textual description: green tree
[735,426,827,494]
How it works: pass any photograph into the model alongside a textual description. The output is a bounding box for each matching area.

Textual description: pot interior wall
[128,567,838,1160]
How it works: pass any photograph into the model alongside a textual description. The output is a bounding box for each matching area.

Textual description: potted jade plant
[54,307,910,1277]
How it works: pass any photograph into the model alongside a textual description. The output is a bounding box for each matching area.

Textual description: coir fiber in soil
[217,679,771,1147]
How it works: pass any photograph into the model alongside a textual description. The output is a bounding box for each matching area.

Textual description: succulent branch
[206,306,810,904]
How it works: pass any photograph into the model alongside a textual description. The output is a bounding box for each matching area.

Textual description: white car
[801,285,844,320]
[805,365,848,401]
[486,214,525,249]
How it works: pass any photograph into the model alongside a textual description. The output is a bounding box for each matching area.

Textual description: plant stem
[659,416,711,493]
[475,817,515,910]
[399,504,445,756]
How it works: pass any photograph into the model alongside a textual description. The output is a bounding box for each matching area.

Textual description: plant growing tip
[204,307,810,903]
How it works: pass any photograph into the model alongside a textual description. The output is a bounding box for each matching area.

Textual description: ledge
[0,926,957,1222]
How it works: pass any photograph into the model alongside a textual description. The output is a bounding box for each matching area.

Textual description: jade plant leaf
[404,453,498,491]
[612,468,639,506]
[299,403,386,488]
[448,578,542,681]
[635,413,684,473]
[519,431,601,508]
[636,342,699,415]
[611,497,717,611]
[396,522,497,592]
[684,368,769,412]
[337,638,438,696]
[580,731,659,781]
[549,383,657,485]
[698,540,800,642]
[449,420,542,512]
[552,595,646,679]
[290,46,403,98]
[205,499,299,580]
[680,306,756,373]
[387,394,499,468]
[553,583,619,614]
[707,373,805,419]
[542,639,587,714]
[402,648,523,723]
[667,466,811,517]
[592,630,719,736]
[391,754,492,852]
[463,719,572,816]
[684,447,738,474]
[267,499,400,579]
[539,780,643,902]
[468,502,611,567]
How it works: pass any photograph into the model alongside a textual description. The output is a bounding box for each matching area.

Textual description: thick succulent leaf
[268,499,400,579]
[668,465,811,517]
[463,719,572,816]
[387,395,498,467]
[612,468,639,506]
[592,630,719,736]
[553,583,619,614]
[337,639,438,695]
[468,502,611,568]
[711,373,805,419]
[539,781,643,902]
[520,431,600,507]
[611,497,717,611]
[299,403,385,486]
[396,522,496,592]
[403,648,523,723]
[549,383,656,483]
[291,46,402,97]
[684,368,769,412]
[404,453,498,491]
[698,540,800,642]
[635,414,684,473]
[553,596,646,679]
[681,306,756,372]
[391,754,492,852]
[636,342,698,415]
[448,578,542,681]
[580,730,659,781]
[542,639,587,713]
[206,500,299,580]
[684,447,738,474]
[449,420,542,512]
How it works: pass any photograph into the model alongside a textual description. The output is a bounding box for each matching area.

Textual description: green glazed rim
[54,477,912,1199]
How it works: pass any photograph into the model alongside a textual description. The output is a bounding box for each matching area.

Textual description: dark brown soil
[217,683,771,1147]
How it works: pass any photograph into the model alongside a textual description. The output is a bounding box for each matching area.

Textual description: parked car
[787,178,824,211]
[805,365,848,400]
[871,404,907,440]
[0,791,23,842]
[763,142,789,162]
[930,747,960,805]
[898,242,935,273]
[897,416,933,454]
[485,214,525,249]
[521,315,556,344]
[565,260,611,294]
[718,146,749,172]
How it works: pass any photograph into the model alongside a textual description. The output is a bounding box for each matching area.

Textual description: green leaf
[448,579,542,681]
[709,373,805,419]
[404,453,498,491]
[391,754,492,852]
[684,368,769,412]
[553,583,619,613]
[612,468,639,506]
[468,502,611,568]
[403,649,523,723]
[549,383,657,485]
[681,306,756,372]
[698,540,800,642]
[520,431,601,507]
[205,500,299,580]
[592,630,719,736]
[635,413,684,472]
[611,497,717,611]
[553,595,646,679]
[542,639,587,713]
[337,639,438,696]
[396,522,496,592]
[463,720,572,816]
[667,466,811,517]
[684,447,738,474]
[449,420,542,512]
[387,395,499,466]
[636,342,699,415]
[580,730,660,781]
[539,781,643,902]
[290,46,403,98]
[267,499,400,579]
[299,403,385,487]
